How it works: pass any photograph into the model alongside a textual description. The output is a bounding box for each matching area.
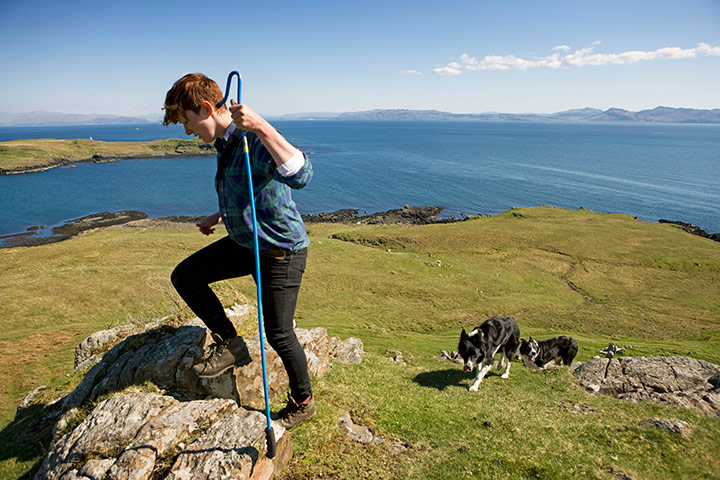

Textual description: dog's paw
[469,384,480,392]
[500,373,509,379]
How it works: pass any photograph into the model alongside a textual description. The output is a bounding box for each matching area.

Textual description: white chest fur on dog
[458,316,520,391]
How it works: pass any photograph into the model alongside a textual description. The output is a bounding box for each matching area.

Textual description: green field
[1,207,719,479]
[0,137,211,173]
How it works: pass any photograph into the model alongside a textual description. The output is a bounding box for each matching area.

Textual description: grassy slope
[0,207,718,479]
[0,138,210,171]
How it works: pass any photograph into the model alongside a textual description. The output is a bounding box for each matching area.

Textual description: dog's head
[458,328,484,373]
[519,337,539,363]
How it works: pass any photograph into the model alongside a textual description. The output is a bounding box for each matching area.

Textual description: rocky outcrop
[302,205,461,225]
[34,393,288,480]
[573,356,720,416]
[33,306,363,480]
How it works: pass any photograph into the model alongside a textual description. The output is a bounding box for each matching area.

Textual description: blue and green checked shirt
[215,126,312,252]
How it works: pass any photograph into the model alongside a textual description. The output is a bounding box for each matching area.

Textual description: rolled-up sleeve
[273,151,312,189]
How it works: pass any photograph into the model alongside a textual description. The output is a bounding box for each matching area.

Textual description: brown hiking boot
[192,335,252,378]
[274,393,316,430]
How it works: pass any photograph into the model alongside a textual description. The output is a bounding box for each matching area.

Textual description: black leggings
[171,236,311,401]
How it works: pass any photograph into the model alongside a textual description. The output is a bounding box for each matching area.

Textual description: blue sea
[0,121,718,245]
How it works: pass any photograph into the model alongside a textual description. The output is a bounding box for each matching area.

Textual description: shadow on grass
[0,323,209,479]
[0,403,57,479]
[413,368,468,391]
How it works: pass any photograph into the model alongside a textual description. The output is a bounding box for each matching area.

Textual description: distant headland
[0,138,214,174]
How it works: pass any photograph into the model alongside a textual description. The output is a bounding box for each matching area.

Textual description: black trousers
[171,236,311,401]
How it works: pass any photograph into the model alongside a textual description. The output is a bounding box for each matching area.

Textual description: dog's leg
[496,354,505,370]
[469,362,493,391]
[500,352,512,379]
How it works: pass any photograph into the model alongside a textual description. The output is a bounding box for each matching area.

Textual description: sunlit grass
[1,206,719,479]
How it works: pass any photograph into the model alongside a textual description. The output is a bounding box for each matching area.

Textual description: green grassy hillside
[0,138,212,172]
[1,207,718,479]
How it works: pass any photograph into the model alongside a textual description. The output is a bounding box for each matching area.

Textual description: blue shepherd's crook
[216,71,276,459]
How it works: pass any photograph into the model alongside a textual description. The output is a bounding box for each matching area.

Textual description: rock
[166,408,288,480]
[639,418,692,437]
[385,349,404,362]
[303,205,455,226]
[338,412,382,444]
[107,398,237,479]
[35,392,289,480]
[201,326,335,408]
[33,307,364,480]
[15,385,47,419]
[74,324,136,371]
[35,393,178,480]
[573,356,720,416]
[331,337,364,364]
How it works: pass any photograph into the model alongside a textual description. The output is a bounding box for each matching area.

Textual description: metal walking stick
[217,71,276,459]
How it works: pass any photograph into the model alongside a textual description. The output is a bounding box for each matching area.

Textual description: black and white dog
[519,336,578,369]
[458,316,520,391]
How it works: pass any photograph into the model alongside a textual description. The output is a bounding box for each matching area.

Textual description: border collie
[458,316,520,391]
[519,336,578,369]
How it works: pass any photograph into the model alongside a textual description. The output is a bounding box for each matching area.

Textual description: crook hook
[216,71,242,109]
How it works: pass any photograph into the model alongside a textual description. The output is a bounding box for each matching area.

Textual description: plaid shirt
[215,128,312,252]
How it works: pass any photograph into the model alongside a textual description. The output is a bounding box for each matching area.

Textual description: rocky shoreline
[1,206,717,249]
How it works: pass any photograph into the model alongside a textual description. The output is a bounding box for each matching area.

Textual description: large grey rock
[34,392,288,480]
[331,336,365,365]
[573,356,720,416]
[74,324,137,371]
[166,408,287,480]
[35,305,363,480]
[107,398,237,480]
[35,393,177,480]
[200,326,337,408]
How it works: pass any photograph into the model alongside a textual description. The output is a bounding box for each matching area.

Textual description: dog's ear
[461,328,467,338]
[529,336,534,342]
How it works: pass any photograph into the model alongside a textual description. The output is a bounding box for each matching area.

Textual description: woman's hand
[197,212,222,235]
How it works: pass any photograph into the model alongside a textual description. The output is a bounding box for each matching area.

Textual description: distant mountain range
[310,106,720,123]
[1,106,719,126]
[0,110,163,127]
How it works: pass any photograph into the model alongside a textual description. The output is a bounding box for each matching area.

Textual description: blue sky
[0,0,718,116]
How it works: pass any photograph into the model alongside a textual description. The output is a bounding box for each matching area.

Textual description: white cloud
[401,70,423,76]
[432,62,463,76]
[432,42,720,75]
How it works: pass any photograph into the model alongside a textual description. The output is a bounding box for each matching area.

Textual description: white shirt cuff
[277,150,304,177]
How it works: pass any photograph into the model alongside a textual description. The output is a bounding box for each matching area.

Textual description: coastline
[0,138,216,175]
[0,150,216,175]
[1,205,717,249]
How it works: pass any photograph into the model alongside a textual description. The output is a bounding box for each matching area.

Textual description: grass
[1,206,719,479]
[0,138,211,171]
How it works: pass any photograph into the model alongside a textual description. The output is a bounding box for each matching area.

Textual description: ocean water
[0,121,718,245]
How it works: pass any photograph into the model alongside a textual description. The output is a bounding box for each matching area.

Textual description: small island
[0,138,215,174]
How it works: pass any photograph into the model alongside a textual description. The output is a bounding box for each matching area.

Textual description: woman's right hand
[196,212,222,235]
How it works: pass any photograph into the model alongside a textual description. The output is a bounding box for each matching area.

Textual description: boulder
[573,356,720,416]
[331,337,365,365]
[34,306,364,479]
[639,418,693,437]
[34,392,288,480]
